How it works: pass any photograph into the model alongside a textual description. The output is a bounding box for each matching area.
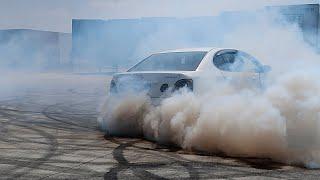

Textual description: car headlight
[174,79,193,91]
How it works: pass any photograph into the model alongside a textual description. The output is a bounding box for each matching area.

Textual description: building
[71,3,320,70]
[59,32,72,68]
[267,3,320,51]
[0,29,71,70]
[71,17,223,70]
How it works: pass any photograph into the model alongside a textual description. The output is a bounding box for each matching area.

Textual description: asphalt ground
[0,74,320,179]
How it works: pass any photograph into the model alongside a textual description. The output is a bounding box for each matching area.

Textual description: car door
[213,50,263,88]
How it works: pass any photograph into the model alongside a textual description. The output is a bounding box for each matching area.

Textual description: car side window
[213,51,237,71]
[213,50,261,72]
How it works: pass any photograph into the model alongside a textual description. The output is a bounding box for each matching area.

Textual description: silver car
[109,47,270,102]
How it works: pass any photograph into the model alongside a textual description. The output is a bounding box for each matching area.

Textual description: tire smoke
[99,70,320,168]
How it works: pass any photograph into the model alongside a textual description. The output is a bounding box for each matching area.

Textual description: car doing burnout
[109,47,271,102]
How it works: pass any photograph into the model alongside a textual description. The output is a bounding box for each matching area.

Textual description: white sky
[0,0,318,32]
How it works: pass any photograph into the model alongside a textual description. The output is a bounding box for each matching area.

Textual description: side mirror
[256,65,271,73]
[262,65,271,73]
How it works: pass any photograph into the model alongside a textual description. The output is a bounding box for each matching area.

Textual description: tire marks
[1,91,320,179]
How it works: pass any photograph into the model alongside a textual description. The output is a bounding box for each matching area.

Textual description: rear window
[129,51,207,72]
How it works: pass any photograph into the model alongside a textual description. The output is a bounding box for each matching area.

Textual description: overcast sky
[0,0,318,32]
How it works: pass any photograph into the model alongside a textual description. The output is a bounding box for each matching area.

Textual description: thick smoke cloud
[99,10,320,168]
[1,0,320,170]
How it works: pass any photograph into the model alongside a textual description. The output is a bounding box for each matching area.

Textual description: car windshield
[128,51,207,72]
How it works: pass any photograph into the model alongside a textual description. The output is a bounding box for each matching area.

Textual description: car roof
[155,47,231,54]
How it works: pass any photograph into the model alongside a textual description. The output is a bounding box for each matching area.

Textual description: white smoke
[98,10,320,168]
